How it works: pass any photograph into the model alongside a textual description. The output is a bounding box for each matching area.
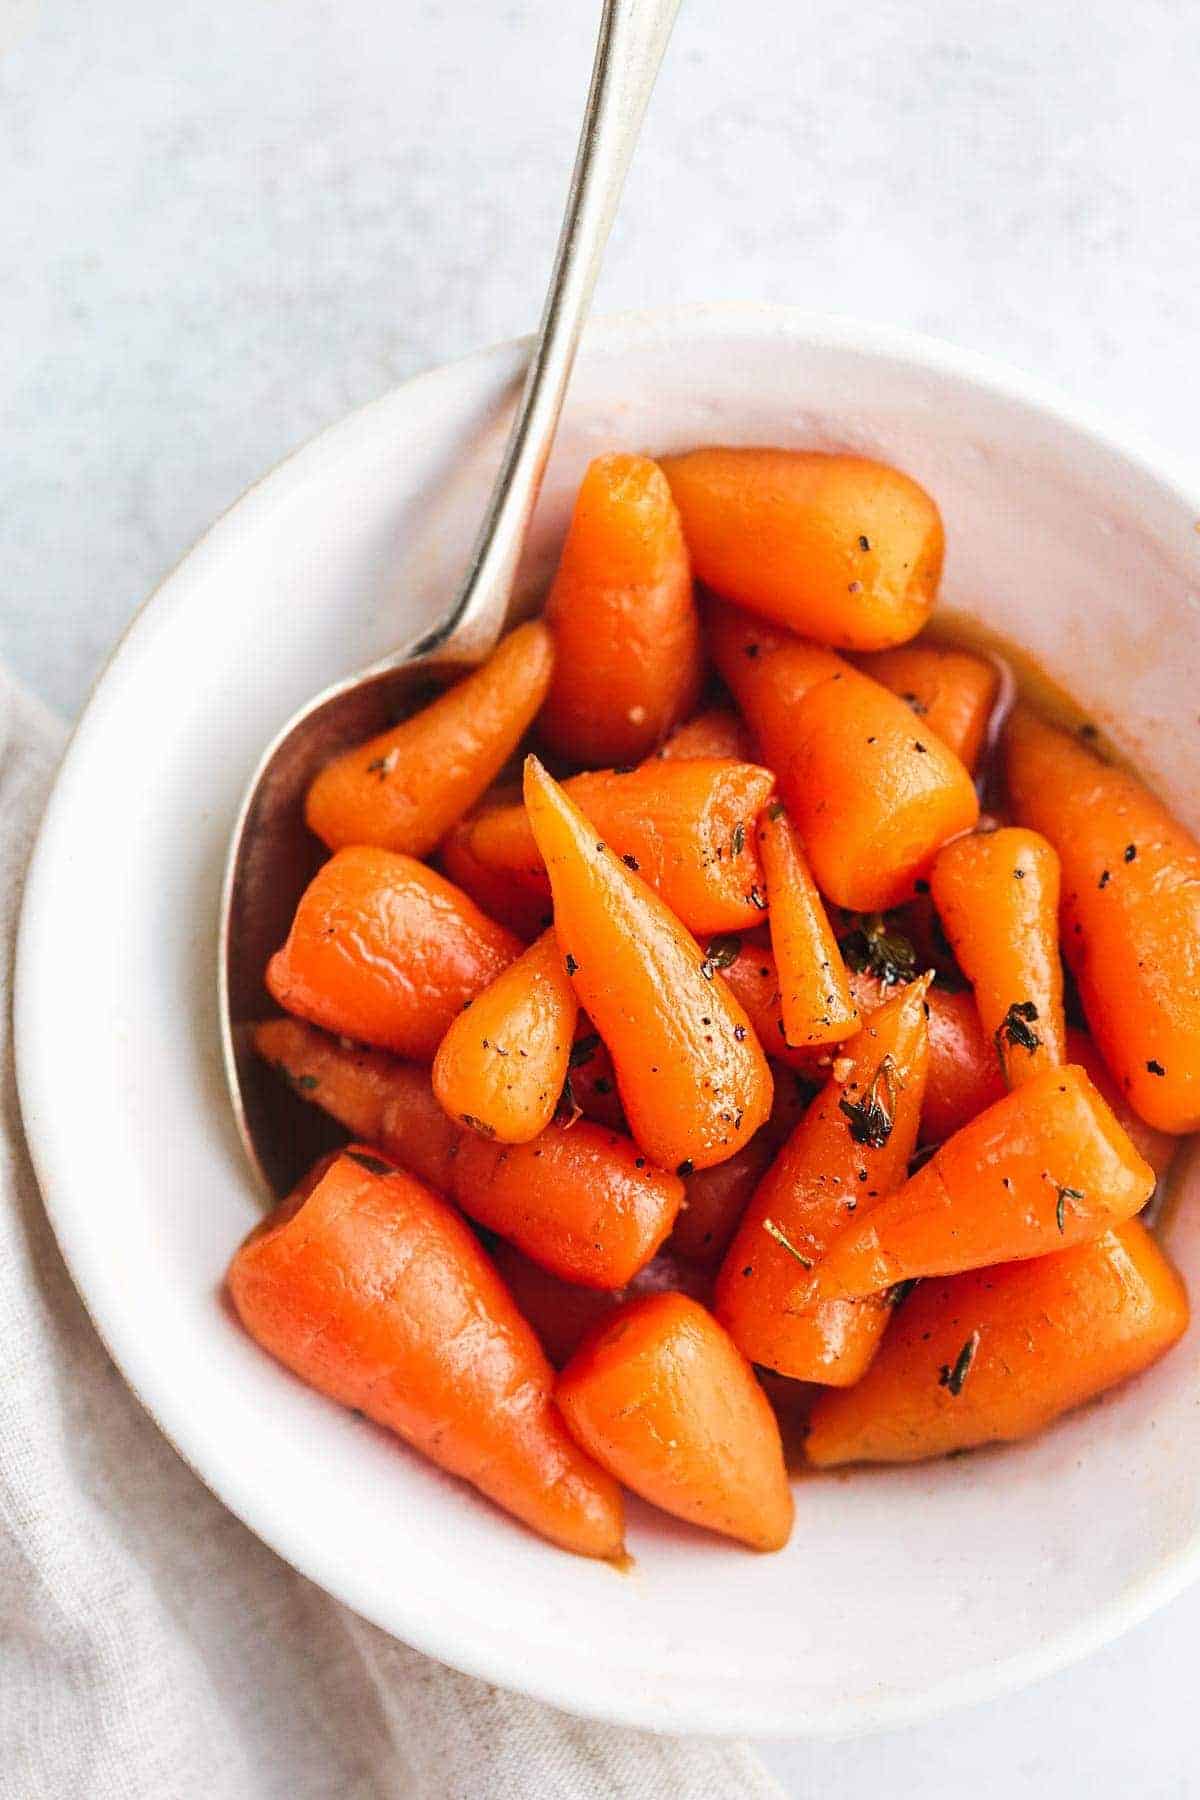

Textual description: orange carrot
[920,984,1006,1144]
[228,1147,623,1558]
[489,1241,714,1369]
[657,706,755,762]
[266,847,519,1059]
[1005,705,1200,1133]
[255,1018,682,1288]
[708,598,847,753]
[460,757,776,934]
[524,757,773,1172]
[855,642,999,771]
[305,622,553,856]
[716,981,930,1384]
[757,803,858,1046]
[661,447,943,650]
[670,1069,811,1263]
[714,938,821,1075]
[711,601,979,909]
[726,944,1007,1143]
[1067,1027,1177,1187]
[805,1220,1188,1465]
[432,929,577,1143]
[782,667,980,911]
[930,827,1066,1085]
[806,1064,1155,1303]
[558,1292,794,1550]
[538,454,703,765]
[487,1240,624,1369]
[439,821,551,940]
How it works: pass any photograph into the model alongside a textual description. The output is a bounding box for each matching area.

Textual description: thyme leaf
[704,933,743,971]
[763,1217,812,1267]
[995,999,1040,1062]
[939,1330,980,1396]
[346,1151,392,1176]
[839,1054,899,1148]
[839,913,917,987]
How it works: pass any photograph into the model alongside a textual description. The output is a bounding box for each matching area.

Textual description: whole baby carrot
[266,846,519,1059]
[805,1064,1155,1303]
[930,826,1067,1085]
[255,1018,682,1289]
[757,802,858,1047]
[523,756,773,1172]
[228,1147,624,1558]
[805,1220,1188,1465]
[1067,1027,1177,1186]
[1005,704,1200,1133]
[661,447,943,650]
[715,981,930,1384]
[538,454,703,766]
[488,1241,715,1369]
[432,928,578,1143]
[782,667,980,911]
[855,642,999,771]
[710,601,979,910]
[656,706,756,763]
[460,756,776,935]
[558,1292,794,1551]
[439,820,551,941]
[918,983,1006,1144]
[305,621,554,856]
[669,1069,811,1263]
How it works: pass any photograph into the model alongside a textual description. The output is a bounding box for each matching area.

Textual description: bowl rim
[15,301,1200,1740]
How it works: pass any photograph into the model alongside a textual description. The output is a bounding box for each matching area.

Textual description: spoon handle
[414,0,681,662]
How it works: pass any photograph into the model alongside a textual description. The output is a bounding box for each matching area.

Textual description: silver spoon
[219,0,681,1198]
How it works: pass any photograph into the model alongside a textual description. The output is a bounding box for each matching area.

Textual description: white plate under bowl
[16,306,1200,1738]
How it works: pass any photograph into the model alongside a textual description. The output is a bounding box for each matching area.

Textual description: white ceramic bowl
[16,306,1200,1738]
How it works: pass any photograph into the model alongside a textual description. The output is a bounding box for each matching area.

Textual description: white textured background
[4,0,1200,1791]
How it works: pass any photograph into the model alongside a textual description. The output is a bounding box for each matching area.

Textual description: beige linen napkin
[0,673,782,1800]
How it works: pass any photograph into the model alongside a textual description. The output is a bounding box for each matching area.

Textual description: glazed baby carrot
[266,846,520,1059]
[661,447,944,650]
[1067,1027,1177,1186]
[488,1240,624,1369]
[670,1070,811,1263]
[805,1220,1188,1465]
[255,1018,682,1288]
[919,984,1006,1144]
[855,642,999,771]
[930,826,1066,1085]
[305,621,554,856]
[701,938,812,1074]
[439,820,551,940]
[708,597,847,752]
[539,454,703,766]
[489,1241,714,1368]
[710,601,979,910]
[460,756,775,935]
[716,981,931,1384]
[656,706,755,763]
[783,667,980,911]
[228,1147,624,1558]
[1005,705,1200,1133]
[523,756,773,1171]
[757,803,858,1046]
[806,1064,1155,1303]
[432,928,578,1143]
[558,1292,794,1550]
